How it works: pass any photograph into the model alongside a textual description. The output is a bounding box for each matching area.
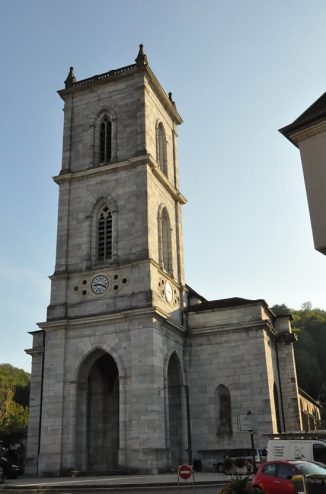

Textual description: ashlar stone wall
[31,312,188,476]
[186,301,294,469]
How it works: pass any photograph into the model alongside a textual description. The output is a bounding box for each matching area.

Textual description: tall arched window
[216,384,232,435]
[99,115,112,164]
[156,122,167,176]
[159,207,173,275]
[97,205,112,260]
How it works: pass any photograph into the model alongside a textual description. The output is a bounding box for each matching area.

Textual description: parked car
[216,448,267,473]
[251,460,326,494]
[0,457,20,479]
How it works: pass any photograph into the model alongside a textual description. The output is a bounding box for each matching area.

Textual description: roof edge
[280,91,326,147]
[187,297,268,313]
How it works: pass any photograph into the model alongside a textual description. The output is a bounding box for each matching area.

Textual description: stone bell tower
[25,45,189,476]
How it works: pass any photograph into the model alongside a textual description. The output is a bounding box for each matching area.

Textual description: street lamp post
[249,428,256,472]
[247,410,256,472]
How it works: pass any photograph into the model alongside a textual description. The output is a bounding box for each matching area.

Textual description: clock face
[165,281,173,303]
[91,275,109,295]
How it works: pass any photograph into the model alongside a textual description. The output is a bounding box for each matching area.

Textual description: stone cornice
[144,67,183,124]
[276,331,297,345]
[37,305,185,334]
[53,155,149,185]
[58,64,182,125]
[58,64,140,99]
[53,154,187,205]
[50,258,150,280]
[25,346,44,356]
[188,320,270,337]
[147,154,187,204]
[149,258,185,288]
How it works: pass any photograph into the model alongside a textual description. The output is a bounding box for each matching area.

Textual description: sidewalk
[0,472,229,491]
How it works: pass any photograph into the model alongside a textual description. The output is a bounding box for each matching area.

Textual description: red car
[251,460,326,494]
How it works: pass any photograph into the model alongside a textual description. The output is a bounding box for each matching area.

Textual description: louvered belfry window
[157,122,167,175]
[97,206,112,260]
[99,115,112,163]
[161,208,173,274]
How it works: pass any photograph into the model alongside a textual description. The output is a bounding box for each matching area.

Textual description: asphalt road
[0,488,222,494]
[0,472,227,494]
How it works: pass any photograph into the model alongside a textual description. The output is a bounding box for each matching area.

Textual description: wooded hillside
[0,363,30,442]
[272,303,326,418]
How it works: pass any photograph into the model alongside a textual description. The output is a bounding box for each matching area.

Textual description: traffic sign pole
[177,464,196,492]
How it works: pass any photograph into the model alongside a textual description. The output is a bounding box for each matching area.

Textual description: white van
[267,439,326,466]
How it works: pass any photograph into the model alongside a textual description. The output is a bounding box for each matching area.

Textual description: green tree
[271,304,292,316]
[292,305,326,401]
[301,301,313,312]
[272,303,326,422]
[0,364,30,441]
[0,387,28,434]
[0,364,30,388]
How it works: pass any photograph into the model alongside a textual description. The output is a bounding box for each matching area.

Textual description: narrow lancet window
[216,384,232,435]
[99,116,112,164]
[159,207,173,275]
[156,122,167,176]
[97,206,112,260]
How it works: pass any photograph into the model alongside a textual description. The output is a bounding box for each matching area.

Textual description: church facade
[25,46,301,476]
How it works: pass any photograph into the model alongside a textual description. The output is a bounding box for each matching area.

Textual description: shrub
[220,475,267,494]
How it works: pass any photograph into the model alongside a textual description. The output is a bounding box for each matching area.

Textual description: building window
[99,115,112,164]
[97,206,112,260]
[156,122,167,176]
[216,384,232,435]
[158,207,173,275]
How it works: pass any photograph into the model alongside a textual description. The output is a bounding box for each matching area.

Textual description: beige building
[299,388,322,431]
[25,46,302,476]
[280,94,326,255]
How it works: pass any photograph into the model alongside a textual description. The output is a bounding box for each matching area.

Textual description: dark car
[0,457,20,479]
[251,460,326,494]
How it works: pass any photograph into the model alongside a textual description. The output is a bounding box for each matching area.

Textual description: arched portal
[167,352,183,468]
[76,350,119,473]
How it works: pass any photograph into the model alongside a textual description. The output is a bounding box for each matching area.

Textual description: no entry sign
[177,464,196,492]
[178,464,192,479]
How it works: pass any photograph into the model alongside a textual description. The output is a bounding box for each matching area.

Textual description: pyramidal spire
[64,67,76,88]
[135,44,148,68]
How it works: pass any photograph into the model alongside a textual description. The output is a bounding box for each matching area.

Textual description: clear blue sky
[1,0,326,371]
